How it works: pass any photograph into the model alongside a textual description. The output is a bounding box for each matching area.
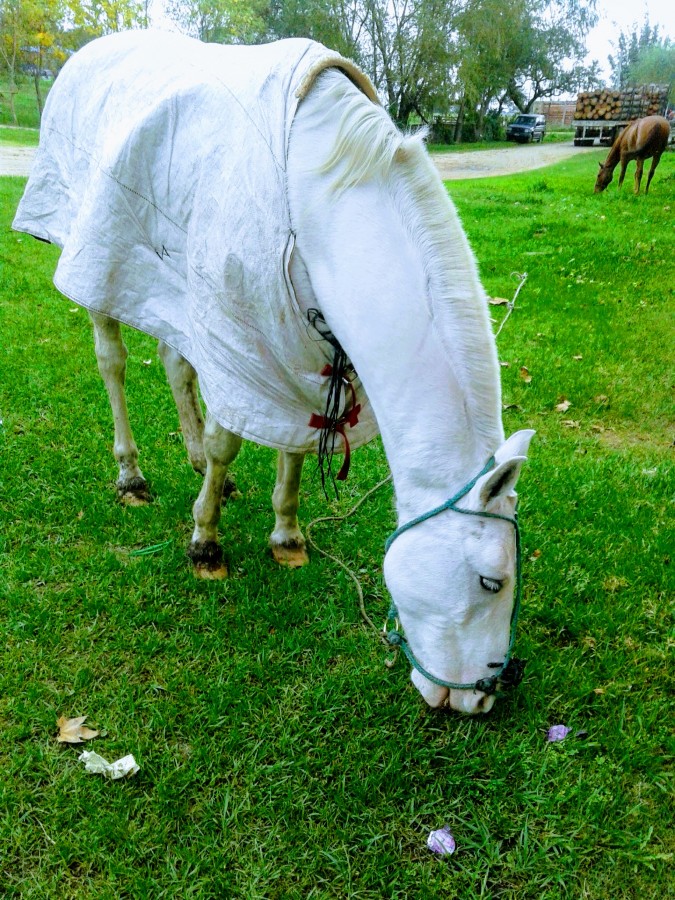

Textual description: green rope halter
[384,456,526,695]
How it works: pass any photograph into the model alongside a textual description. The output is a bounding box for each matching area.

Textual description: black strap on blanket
[307,309,356,499]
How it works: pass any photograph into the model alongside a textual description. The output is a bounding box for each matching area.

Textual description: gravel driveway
[0,140,595,179]
[432,142,597,180]
[0,145,37,176]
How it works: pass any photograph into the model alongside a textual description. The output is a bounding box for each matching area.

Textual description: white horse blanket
[13,30,380,455]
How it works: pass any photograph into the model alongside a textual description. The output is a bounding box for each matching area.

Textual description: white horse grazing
[14,31,534,714]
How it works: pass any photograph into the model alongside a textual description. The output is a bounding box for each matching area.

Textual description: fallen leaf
[555,399,572,413]
[562,420,580,429]
[529,549,542,561]
[519,366,532,383]
[502,403,522,411]
[572,355,583,361]
[489,297,510,306]
[56,716,99,744]
[593,394,609,406]
[500,361,510,368]
[593,688,605,695]
[142,359,152,366]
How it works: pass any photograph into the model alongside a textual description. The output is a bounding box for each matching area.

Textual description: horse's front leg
[270,451,309,568]
[645,154,661,194]
[188,413,242,579]
[90,311,150,505]
[617,158,628,189]
[633,158,644,194]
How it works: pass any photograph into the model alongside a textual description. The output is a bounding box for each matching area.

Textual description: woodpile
[574,85,669,121]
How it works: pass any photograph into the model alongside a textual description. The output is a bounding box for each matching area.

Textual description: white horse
[15,33,534,714]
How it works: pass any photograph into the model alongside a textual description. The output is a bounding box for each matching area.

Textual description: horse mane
[315,70,504,454]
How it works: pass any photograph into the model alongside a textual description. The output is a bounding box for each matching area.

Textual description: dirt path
[0,144,37,176]
[0,140,596,179]
[431,142,597,180]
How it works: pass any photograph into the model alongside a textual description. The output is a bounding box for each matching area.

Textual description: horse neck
[604,135,623,169]
[289,165,504,521]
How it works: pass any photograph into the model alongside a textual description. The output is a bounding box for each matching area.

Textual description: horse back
[621,115,671,159]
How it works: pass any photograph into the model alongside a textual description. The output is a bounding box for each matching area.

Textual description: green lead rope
[383,457,526,695]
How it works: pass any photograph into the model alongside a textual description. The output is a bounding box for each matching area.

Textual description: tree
[608,20,668,89]
[455,0,530,139]
[0,0,67,122]
[503,0,599,112]
[68,0,148,37]
[267,0,460,126]
[626,43,674,102]
[266,0,363,59]
[166,0,267,43]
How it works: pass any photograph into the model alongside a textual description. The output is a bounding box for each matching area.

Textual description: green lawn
[0,77,52,129]
[0,126,41,146]
[0,150,673,898]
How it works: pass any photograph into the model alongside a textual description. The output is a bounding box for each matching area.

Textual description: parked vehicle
[573,85,669,146]
[506,114,546,143]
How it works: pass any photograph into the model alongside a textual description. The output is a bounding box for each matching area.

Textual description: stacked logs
[574,85,669,121]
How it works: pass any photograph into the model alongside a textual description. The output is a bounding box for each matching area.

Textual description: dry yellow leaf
[56,716,99,744]
[562,420,580,429]
[555,399,572,413]
[488,297,510,306]
[519,366,532,383]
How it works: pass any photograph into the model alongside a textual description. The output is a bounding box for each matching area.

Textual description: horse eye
[480,576,503,593]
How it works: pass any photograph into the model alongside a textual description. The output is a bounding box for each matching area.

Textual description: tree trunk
[33,72,43,121]
[453,99,465,143]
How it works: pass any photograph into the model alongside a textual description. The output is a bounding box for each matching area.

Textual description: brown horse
[594,115,671,194]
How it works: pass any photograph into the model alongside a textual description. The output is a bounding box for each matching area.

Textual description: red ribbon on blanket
[309,363,361,481]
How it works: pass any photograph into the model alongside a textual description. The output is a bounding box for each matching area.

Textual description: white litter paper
[78,750,140,779]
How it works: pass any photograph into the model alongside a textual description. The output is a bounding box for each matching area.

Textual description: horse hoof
[188,540,227,578]
[117,477,151,506]
[194,562,229,580]
[271,540,310,568]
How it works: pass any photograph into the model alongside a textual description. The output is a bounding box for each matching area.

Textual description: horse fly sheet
[13,30,380,456]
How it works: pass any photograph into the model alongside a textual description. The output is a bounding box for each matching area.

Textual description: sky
[583,0,674,78]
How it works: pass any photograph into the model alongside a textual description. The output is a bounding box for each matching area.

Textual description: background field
[1,150,673,898]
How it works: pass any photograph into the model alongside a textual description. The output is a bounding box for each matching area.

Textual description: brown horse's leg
[645,154,661,194]
[89,311,150,505]
[188,414,242,579]
[617,158,628,189]
[634,158,644,194]
[270,451,309,568]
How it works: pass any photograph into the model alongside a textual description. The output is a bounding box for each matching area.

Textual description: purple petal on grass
[547,724,571,742]
[427,827,456,855]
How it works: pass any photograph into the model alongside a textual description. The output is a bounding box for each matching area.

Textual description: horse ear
[494,429,535,465]
[476,457,527,508]
[470,430,534,510]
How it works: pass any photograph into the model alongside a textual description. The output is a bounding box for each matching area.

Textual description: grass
[0,126,41,146]
[0,149,673,898]
[0,77,52,129]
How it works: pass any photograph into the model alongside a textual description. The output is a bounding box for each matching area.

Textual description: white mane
[316,71,504,454]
